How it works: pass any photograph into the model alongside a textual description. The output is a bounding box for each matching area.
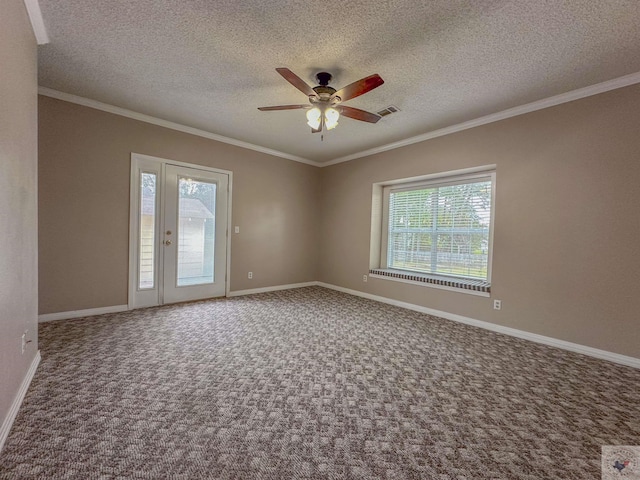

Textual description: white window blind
[385,175,493,282]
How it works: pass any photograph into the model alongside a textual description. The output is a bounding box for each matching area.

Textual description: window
[139,172,157,290]
[371,168,495,294]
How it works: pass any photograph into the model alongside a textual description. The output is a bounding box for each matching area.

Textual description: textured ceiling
[37,0,640,163]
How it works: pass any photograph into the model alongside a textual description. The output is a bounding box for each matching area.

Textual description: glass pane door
[129,157,229,309]
[163,165,228,304]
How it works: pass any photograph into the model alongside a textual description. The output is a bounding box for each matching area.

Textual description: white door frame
[128,152,233,309]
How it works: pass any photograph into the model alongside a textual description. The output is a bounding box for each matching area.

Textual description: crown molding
[321,71,640,167]
[37,87,320,167]
[40,71,640,168]
[23,0,49,44]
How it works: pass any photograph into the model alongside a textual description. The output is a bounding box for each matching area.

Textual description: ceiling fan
[258,68,384,133]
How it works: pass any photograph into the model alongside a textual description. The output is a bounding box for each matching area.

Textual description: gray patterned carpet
[1,286,639,479]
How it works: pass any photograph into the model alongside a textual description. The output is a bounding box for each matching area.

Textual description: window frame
[370,166,496,296]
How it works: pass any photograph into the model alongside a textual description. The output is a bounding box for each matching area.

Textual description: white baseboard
[38,304,129,323]
[317,282,640,369]
[228,282,318,297]
[38,284,320,319]
[0,351,41,453]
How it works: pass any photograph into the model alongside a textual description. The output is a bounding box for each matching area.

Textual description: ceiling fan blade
[331,74,384,102]
[339,105,382,123]
[258,105,309,111]
[276,68,317,98]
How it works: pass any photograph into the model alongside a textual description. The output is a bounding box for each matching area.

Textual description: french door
[129,155,230,308]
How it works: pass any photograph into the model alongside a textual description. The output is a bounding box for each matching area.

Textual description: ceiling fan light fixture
[306,107,321,129]
[325,107,339,130]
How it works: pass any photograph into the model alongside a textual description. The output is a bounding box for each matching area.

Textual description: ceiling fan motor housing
[311,74,338,104]
[312,85,338,100]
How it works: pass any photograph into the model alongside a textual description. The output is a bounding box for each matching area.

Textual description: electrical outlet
[363,275,368,282]
[248,271,253,279]
[234,226,240,234]
[493,299,502,310]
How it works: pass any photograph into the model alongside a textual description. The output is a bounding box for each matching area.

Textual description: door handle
[164,240,172,246]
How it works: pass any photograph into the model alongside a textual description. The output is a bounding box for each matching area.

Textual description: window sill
[369,269,491,297]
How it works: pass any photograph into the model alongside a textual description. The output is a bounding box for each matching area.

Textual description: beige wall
[0,0,39,434]
[39,83,640,359]
[319,85,640,359]
[38,96,319,313]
